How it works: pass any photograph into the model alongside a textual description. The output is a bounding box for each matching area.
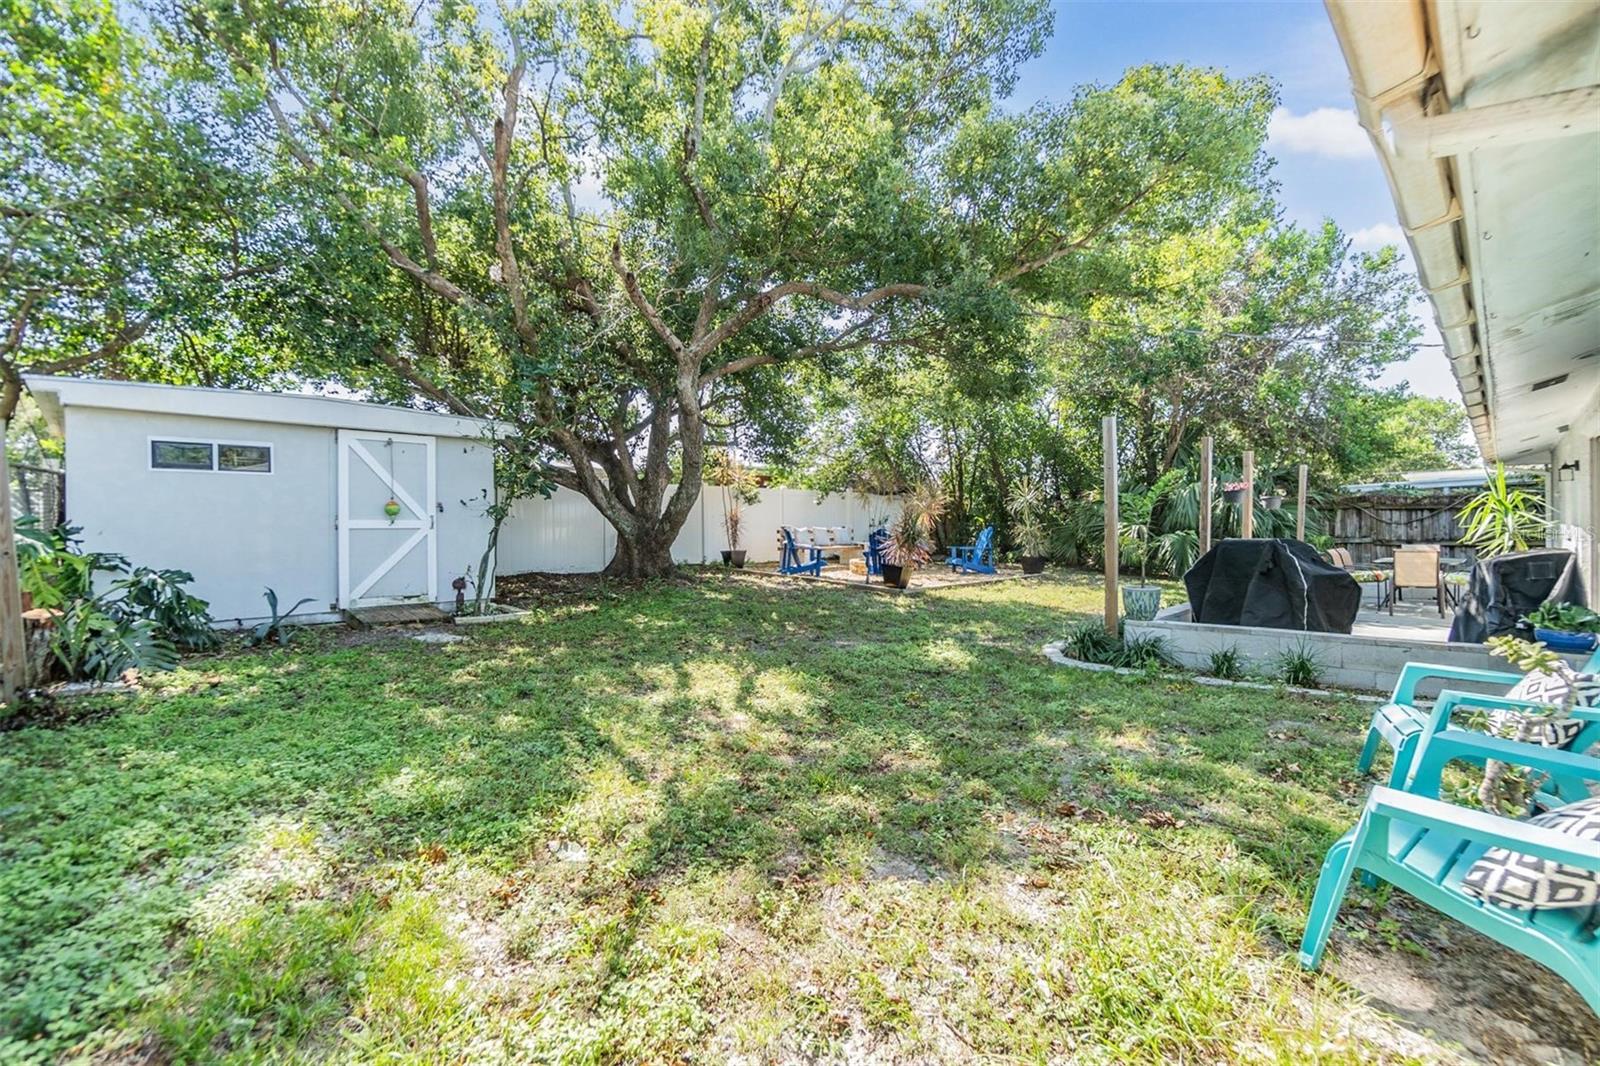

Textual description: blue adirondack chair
[1358,649,1600,789]
[863,527,888,577]
[947,526,997,574]
[778,527,825,576]
[1301,729,1600,1012]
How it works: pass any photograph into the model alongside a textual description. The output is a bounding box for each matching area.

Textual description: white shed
[28,376,499,625]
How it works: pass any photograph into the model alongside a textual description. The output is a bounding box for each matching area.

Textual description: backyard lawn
[3,572,1595,1064]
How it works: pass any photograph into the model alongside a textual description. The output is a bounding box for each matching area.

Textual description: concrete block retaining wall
[1124,605,1578,696]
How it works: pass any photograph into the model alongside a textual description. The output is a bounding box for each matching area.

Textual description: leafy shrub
[109,568,219,650]
[1061,621,1170,669]
[14,520,216,681]
[1206,646,1244,680]
[1119,632,1171,669]
[1277,642,1323,688]
[1522,601,1600,634]
[51,602,179,680]
[1063,620,1122,664]
[14,516,121,608]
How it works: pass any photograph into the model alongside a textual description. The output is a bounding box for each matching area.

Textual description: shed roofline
[25,375,512,441]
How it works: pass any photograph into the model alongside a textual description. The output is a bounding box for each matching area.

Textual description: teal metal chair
[1357,650,1600,789]
[1301,729,1600,1013]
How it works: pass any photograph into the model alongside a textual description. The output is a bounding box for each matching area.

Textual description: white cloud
[1267,106,1370,159]
[1350,222,1405,250]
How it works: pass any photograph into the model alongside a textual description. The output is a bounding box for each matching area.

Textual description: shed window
[150,440,273,473]
[151,440,215,470]
[218,443,272,473]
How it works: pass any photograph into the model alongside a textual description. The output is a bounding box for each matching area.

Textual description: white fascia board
[25,375,512,441]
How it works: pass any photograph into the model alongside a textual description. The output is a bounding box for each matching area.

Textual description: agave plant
[1458,464,1546,557]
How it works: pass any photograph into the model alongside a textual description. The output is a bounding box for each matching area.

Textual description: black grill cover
[1184,538,1362,634]
[1447,548,1586,643]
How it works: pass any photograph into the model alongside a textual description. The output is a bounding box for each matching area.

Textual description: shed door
[337,430,437,608]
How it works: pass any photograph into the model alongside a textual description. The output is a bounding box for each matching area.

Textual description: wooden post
[0,428,27,707]
[1241,450,1255,539]
[1295,463,1309,541]
[1102,415,1119,635]
[1199,435,1213,554]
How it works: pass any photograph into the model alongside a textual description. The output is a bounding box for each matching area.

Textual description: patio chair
[947,526,997,575]
[778,527,825,576]
[1300,729,1600,1013]
[1356,653,1600,790]
[863,527,888,577]
[1392,545,1443,616]
[1327,547,1391,608]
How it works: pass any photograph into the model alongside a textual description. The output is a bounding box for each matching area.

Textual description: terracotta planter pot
[1122,585,1162,621]
[1020,556,1047,575]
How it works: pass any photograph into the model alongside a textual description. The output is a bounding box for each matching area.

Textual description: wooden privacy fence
[1326,491,1503,567]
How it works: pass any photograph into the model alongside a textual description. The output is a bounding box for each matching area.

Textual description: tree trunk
[601,522,680,579]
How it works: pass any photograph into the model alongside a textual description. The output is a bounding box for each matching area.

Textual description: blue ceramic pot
[1533,627,1598,653]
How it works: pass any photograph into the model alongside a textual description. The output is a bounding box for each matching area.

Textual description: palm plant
[1458,464,1546,557]
[1118,471,1184,585]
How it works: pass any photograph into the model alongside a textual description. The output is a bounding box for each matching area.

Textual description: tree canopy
[5,0,1469,573]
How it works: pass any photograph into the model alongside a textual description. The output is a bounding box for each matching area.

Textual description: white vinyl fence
[495,485,903,575]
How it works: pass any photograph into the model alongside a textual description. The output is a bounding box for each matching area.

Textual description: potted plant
[708,448,759,567]
[1119,472,1182,620]
[1259,486,1285,510]
[882,484,946,588]
[1522,601,1600,653]
[1221,480,1247,505]
[1006,476,1050,574]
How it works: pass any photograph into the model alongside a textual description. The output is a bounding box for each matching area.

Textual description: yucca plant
[1006,476,1051,566]
[1458,463,1546,557]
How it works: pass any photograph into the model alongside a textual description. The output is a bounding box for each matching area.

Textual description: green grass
[1,571,1419,1063]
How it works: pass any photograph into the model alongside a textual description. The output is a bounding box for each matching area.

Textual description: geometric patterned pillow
[1490,665,1600,748]
[1461,795,1600,909]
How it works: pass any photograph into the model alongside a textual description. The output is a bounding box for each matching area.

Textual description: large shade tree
[1,0,278,419]
[1048,216,1422,484]
[169,0,1274,575]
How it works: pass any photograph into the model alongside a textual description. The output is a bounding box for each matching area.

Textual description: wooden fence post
[1241,450,1254,539]
[1296,463,1309,541]
[1199,435,1213,554]
[1103,415,1119,635]
[0,430,27,707]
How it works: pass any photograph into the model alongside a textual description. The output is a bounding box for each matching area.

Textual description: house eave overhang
[1323,0,1600,464]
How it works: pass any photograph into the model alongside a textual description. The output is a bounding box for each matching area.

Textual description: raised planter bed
[453,603,532,626]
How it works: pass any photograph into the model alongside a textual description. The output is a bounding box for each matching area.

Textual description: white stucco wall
[1549,383,1600,607]
[64,406,493,624]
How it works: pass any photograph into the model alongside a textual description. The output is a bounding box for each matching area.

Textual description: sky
[1008,0,1457,401]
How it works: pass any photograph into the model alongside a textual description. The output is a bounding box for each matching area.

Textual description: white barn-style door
[337,430,437,608]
